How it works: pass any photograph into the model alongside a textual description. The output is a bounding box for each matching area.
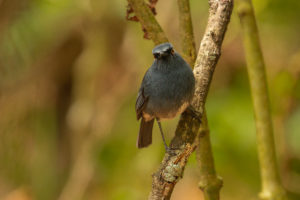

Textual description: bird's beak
[161,52,169,57]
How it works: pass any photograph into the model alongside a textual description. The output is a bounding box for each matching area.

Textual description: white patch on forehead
[161,46,169,52]
[152,43,173,54]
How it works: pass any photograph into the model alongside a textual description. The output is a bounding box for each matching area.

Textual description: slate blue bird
[135,43,195,149]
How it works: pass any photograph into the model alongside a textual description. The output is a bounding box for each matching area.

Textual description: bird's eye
[153,52,160,59]
[166,48,173,55]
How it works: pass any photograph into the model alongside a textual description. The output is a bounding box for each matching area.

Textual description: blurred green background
[0,0,300,199]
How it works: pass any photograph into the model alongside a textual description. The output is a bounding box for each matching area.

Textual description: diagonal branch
[153,1,233,199]
[127,0,167,44]
[127,0,233,199]
[177,1,222,199]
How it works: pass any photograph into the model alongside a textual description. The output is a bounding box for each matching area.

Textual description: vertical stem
[236,0,287,199]
[196,114,222,200]
[177,0,197,66]
[177,0,222,199]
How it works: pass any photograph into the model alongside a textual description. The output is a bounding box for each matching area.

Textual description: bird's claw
[165,146,180,155]
[184,106,202,123]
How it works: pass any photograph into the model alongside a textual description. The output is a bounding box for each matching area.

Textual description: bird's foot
[165,146,180,155]
[184,106,202,123]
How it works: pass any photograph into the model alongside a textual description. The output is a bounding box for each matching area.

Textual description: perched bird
[135,42,195,149]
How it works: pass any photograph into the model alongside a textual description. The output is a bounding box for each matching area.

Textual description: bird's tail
[137,118,154,148]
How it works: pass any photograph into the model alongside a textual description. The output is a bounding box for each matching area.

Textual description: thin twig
[236,0,287,199]
[196,114,222,200]
[177,0,196,66]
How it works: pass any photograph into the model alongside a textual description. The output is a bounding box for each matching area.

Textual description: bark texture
[177,1,223,199]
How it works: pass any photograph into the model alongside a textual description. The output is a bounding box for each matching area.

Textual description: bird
[135,42,195,150]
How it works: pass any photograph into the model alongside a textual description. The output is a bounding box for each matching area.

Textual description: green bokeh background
[0,0,300,199]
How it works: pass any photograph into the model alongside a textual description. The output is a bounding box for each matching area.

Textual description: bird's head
[152,43,175,60]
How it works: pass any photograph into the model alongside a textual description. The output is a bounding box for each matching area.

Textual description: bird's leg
[184,105,202,123]
[156,118,169,151]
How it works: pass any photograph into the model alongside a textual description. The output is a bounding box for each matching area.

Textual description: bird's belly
[142,101,189,121]
[155,101,189,120]
[142,112,154,122]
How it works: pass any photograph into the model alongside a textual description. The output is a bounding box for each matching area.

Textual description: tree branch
[177,0,223,199]
[236,0,287,199]
[127,0,233,199]
[151,0,233,197]
[127,0,168,44]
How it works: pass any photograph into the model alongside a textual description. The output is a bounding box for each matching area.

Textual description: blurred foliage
[0,0,299,200]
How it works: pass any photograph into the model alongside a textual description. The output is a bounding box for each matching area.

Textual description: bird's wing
[135,87,149,120]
